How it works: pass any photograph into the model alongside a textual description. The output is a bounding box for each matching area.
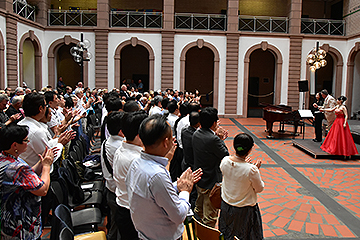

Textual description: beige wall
[110,0,163,11]
[175,0,227,14]
[239,0,289,17]
[51,0,97,10]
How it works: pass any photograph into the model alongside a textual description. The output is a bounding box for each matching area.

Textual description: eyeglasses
[23,139,30,143]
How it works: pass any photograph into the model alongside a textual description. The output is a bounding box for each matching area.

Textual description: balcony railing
[175,13,226,31]
[13,0,36,21]
[301,18,345,36]
[239,15,288,33]
[110,11,162,28]
[48,10,97,26]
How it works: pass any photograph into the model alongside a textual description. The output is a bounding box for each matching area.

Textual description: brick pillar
[287,36,303,109]
[6,14,18,89]
[0,0,12,11]
[227,0,239,32]
[27,0,49,26]
[161,0,175,90]
[225,34,239,116]
[289,0,302,34]
[95,0,110,89]
[224,0,239,116]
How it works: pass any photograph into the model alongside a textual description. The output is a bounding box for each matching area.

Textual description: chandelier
[306,43,327,72]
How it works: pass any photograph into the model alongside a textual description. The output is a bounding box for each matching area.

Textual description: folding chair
[192,216,224,240]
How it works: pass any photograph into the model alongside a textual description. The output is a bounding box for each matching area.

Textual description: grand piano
[262,103,301,139]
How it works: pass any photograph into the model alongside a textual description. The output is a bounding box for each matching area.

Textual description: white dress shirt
[126,151,190,240]
[18,117,63,167]
[149,105,163,116]
[113,141,143,209]
[176,115,189,148]
[100,135,124,193]
[167,113,179,137]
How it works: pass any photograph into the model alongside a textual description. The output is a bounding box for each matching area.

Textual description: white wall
[108,33,162,90]
[0,15,7,86]
[174,35,227,114]
[237,37,290,115]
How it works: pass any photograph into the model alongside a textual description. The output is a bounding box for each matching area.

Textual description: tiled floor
[42,117,360,239]
[227,117,360,239]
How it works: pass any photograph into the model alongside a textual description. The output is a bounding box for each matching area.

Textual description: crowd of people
[1,80,358,240]
[0,80,265,240]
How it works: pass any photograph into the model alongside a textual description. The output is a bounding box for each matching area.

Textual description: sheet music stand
[298,110,314,139]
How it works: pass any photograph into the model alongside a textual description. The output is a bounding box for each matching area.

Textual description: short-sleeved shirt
[0,152,44,240]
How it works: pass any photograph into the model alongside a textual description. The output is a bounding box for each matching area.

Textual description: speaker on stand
[298,80,309,110]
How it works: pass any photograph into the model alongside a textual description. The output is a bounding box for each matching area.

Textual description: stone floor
[220,118,360,239]
[41,117,360,239]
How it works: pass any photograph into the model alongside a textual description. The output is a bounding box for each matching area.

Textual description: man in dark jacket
[192,107,229,227]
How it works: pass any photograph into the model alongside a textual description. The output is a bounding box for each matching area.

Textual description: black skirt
[219,201,264,240]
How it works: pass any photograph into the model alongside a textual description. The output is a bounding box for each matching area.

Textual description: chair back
[192,217,222,240]
[51,204,74,240]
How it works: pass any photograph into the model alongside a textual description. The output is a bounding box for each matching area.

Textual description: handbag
[209,182,222,209]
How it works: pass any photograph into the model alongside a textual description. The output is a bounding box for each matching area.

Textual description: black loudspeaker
[298,80,309,92]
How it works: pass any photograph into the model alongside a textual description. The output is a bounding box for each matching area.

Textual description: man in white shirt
[126,114,202,240]
[166,101,179,137]
[149,96,163,116]
[100,111,126,240]
[19,93,74,167]
[113,111,148,240]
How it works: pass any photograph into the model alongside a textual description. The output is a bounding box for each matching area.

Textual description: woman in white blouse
[219,133,264,240]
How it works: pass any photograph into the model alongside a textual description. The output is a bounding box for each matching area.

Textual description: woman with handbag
[219,133,264,240]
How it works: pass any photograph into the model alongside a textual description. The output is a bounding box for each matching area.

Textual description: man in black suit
[5,96,24,124]
[193,107,229,227]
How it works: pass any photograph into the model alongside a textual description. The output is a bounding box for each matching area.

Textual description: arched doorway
[248,49,276,117]
[120,45,149,92]
[346,42,360,117]
[185,46,214,107]
[114,37,155,91]
[56,44,81,89]
[22,39,35,89]
[243,42,283,118]
[351,52,360,116]
[48,35,88,89]
[19,30,42,90]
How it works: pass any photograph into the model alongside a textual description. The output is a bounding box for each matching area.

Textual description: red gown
[321,109,358,156]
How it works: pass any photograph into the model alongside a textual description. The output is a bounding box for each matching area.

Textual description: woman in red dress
[320,96,358,156]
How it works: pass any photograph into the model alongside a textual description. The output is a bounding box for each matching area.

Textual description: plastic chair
[52,204,106,240]
[192,216,224,240]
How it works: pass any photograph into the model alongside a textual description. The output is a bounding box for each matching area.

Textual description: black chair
[62,159,103,192]
[51,204,106,240]
[57,167,103,209]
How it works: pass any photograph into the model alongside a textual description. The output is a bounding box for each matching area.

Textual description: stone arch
[48,35,88,88]
[305,44,343,99]
[243,41,283,117]
[19,30,42,90]
[114,37,155,90]
[180,39,220,109]
[345,42,360,115]
[0,30,4,89]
